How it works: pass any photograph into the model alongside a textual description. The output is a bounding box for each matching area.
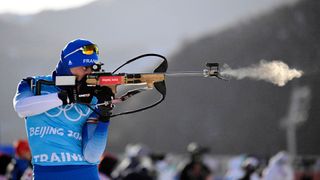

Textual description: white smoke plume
[220,60,303,86]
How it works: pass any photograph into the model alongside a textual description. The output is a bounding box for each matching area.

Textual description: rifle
[37,54,226,118]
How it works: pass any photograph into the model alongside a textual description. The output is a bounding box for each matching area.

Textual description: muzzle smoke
[220,60,303,86]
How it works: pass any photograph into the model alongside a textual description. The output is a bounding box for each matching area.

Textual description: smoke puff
[221,60,303,86]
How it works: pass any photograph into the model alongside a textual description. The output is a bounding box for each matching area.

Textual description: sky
[0,0,298,15]
[0,0,99,15]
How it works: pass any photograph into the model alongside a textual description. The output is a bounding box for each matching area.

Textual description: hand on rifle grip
[98,105,113,122]
[94,86,114,103]
[94,86,114,122]
[58,90,74,105]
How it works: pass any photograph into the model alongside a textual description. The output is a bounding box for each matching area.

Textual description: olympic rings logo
[42,91,91,122]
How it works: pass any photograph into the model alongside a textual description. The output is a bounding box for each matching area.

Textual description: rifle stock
[86,73,165,94]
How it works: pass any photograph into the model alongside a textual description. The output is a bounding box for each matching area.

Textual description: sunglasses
[64,44,99,59]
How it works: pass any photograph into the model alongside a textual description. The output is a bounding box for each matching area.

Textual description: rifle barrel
[165,71,204,77]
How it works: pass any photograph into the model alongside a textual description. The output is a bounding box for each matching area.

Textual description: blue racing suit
[13,75,110,179]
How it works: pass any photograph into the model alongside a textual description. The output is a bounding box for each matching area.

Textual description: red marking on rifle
[99,76,123,85]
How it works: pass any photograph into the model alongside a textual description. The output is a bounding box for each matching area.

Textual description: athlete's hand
[98,105,113,122]
[57,90,74,105]
[77,82,94,104]
[94,86,114,103]
[94,86,114,122]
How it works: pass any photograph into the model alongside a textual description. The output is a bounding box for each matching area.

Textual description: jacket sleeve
[82,112,109,163]
[13,79,63,118]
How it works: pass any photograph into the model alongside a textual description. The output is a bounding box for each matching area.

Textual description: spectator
[0,153,12,180]
[112,144,154,180]
[99,152,119,180]
[262,151,294,180]
[179,142,213,180]
[151,153,177,180]
[239,156,260,180]
[6,139,32,180]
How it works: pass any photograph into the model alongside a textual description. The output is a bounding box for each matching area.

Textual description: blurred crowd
[1,140,320,180]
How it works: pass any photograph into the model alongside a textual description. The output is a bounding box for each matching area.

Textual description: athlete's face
[70,66,92,81]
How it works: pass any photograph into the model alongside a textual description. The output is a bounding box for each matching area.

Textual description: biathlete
[13,39,113,179]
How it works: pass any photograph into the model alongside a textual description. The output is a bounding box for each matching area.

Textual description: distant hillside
[111,0,320,155]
